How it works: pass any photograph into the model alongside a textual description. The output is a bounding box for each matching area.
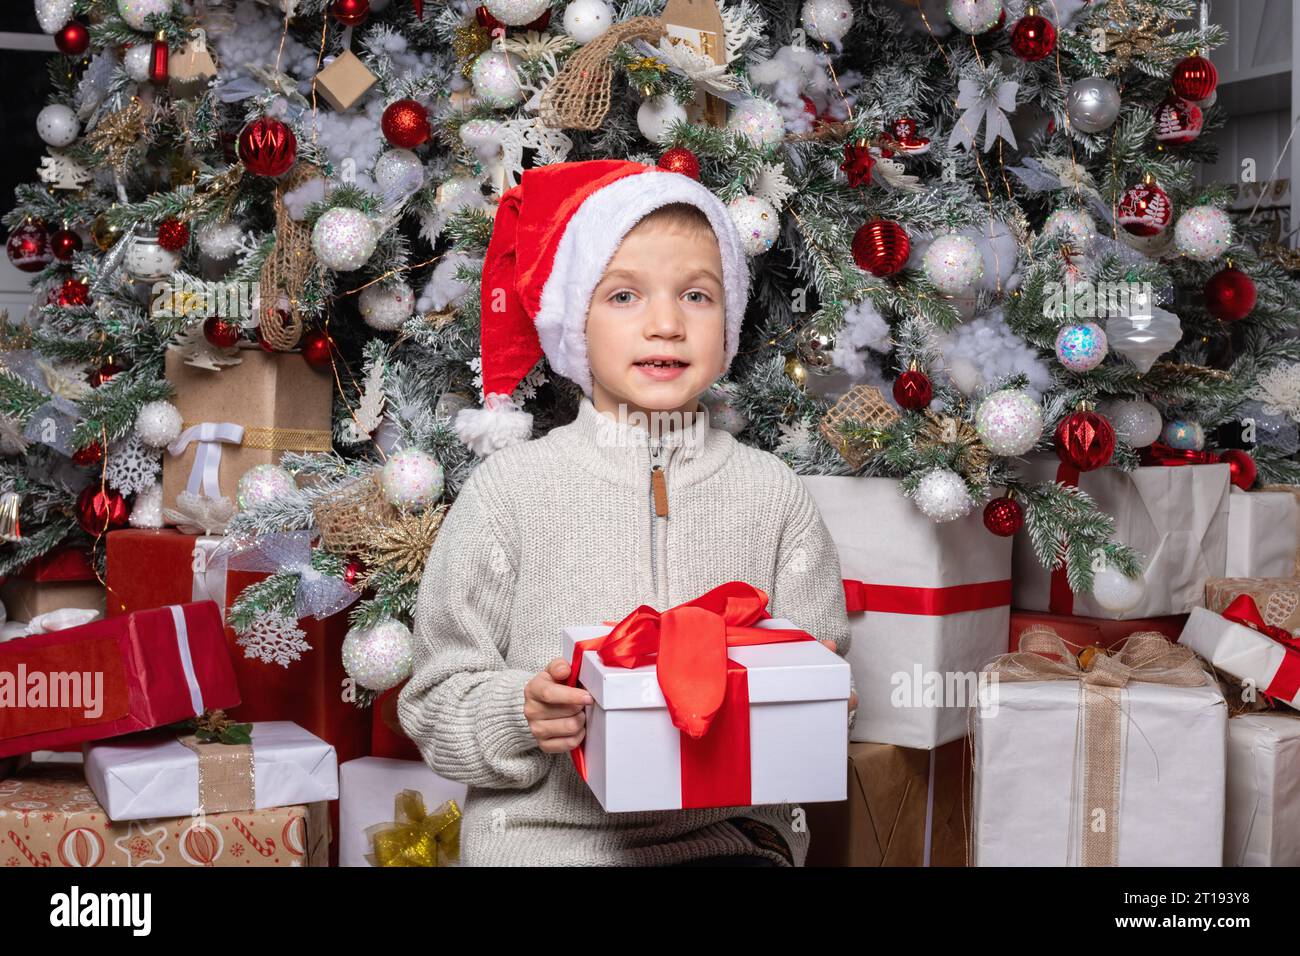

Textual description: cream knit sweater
[398,398,851,866]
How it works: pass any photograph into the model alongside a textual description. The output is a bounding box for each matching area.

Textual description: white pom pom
[136,400,183,448]
[453,394,533,456]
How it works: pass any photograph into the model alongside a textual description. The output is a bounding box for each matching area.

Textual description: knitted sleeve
[396,466,551,790]
[769,477,851,656]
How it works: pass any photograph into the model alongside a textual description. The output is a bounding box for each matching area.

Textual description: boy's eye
[683,290,712,304]
[610,290,637,304]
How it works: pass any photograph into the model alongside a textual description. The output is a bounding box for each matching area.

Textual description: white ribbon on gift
[167,422,245,498]
[949,76,1018,153]
[168,603,206,716]
[191,536,230,622]
[0,607,101,642]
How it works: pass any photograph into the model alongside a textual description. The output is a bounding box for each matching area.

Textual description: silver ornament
[1104,399,1162,448]
[1104,306,1181,374]
[124,230,181,281]
[1066,77,1121,134]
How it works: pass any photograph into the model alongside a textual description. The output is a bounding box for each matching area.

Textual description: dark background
[1,8,58,222]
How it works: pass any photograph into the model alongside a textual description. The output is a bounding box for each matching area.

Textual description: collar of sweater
[554,398,736,490]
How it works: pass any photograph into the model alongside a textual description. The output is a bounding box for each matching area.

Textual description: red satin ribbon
[565,582,814,808]
[1139,442,1221,467]
[842,578,1011,615]
[1221,594,1300,703]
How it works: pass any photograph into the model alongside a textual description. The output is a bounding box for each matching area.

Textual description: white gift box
[562,618,849,812]
[1012,457,1230,619]
[1179,606,1300,710]
[1226,714,1300,866]
[802,476,1011,749]
[1225,488,1298,578]
[83,721,338,821]
[339,757,467,867]
[973,673,1226,866]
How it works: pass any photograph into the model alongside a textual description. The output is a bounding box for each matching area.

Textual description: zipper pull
[651,465,669,517]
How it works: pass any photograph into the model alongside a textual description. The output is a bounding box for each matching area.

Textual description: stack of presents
[1,354,1297,866]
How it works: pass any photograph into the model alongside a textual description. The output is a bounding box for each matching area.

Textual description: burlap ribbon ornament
[258,164,320,351]
[178,734,256,814]
[983,626,1209,866]
[540,16,667,130]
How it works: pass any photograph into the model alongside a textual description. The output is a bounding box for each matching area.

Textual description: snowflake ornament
[775,419,815,456]
[237,610,312,668]
[105,434,162,496]
[38,152,92,191]
[750,163,795,210]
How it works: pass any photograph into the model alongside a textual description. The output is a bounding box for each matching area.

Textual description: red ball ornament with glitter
[331,0,370,26]
[7,221,52,273]
[657,147,700,180]
[343,557,365,587]
[56,278,90,308]
[851,219,909,276]
[892,369,933,411]
[300,330,334,368]
[157,218,190,252]
[1055,409,1115,471]
[50,228,82,262]
[381,99,431,149]
[1205,267,1256,322]
[1220,448,1257,490]
[1117,181,1172,237]
[1172,55,1218,101]
[71,441,103,467]
[55,20,90,56]
[983,496,1024,537]
[203,317,241,348]
[1154,96,1203,146]
[237,117,298,178]
[1009,14,1055,61]
[76,486,130,536]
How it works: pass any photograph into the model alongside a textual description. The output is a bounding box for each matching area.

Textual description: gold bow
[365,791,461,867]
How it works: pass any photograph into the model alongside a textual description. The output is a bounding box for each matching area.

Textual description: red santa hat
[454,159,750,456]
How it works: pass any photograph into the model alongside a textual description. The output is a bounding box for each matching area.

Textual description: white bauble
[801,0,854,43]
[236,463,296,510]
[342,620,414,692]
[196,221,243,260]
[975,389,1043,456]
[470,51,524,109]
[727,97,785,146]
[1091,566,1146,614]
[117,0,173,31]
[380,447,444,509]
[1105,399,1162,448]
[947,0,1002,34]
[636,95,688,144]
[36,0,75,33]
[1042,208,1095,247]
[123,44,152,82]
[373,149,425,196]
[922,233,983,295]
[358,282,414,331]
[562,0,612,43]
[484,0,551,26]
[311,207,377,272]
[1173,205,1233,261]
[36,104,78,148]
[135,400,183,448]
[727,195,779,256]
[128,482,164,529]
[913,468,975,522]
[124,232,180,281]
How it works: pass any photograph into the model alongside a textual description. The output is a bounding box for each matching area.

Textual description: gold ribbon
[181,422,333,452]
[365,791,461,867]
[178,734,256,814]
[985,627,1208,866]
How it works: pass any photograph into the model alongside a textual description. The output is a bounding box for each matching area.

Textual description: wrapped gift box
[0,601,239,759]
[802,476,1011,748]
[804,737,970,867]
[1180,603,1300,710]
[2,546,104,626]
[339,757,466,867]
[1205,576,1300,637]
[1226,488,1298,578]
[1008,609,1187,655]
[973,631,1226,866]
[84,721,338,822]
[1012,456,1230,619]
[0,763,328,866]
[1225,713,1300,866]
[562,615,849,812]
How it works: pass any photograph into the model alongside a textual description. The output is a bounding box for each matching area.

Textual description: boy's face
[585,218,727,421]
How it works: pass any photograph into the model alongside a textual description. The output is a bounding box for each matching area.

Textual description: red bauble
[1009,14,1056,61]
[203,316,241,348]
[657,147,700,180]
[1205,267,1256,322]
[55,20,90,56]
[382,99,431,149]
[76,486,130,536]
[149,35,169,85]
[300,330,334,368]
[7,221,52,273]
[237,117,298,178]
[983,496,1024,537]
[1172,55,1218,101]
[71,441,103,467]
[56,278,91,308]
[1220,448,1257,491]
[1117,182,1172,237]
[343,557,365,587]
[90,360,123,387]
[1055,409,1115,472]
[525,8,551,30]
[892,369,933,411]
[476,5,503,30]
[1154,96,1203,146]
[157,218,190,252]
[50,228,82,262]
[840,143,875,187]
[851,219,909,276]
[332,0,371,26]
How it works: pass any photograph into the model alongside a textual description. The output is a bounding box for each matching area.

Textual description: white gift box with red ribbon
[1179,604,1300,710]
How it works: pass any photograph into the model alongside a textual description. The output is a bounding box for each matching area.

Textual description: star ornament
[840,142,875,187]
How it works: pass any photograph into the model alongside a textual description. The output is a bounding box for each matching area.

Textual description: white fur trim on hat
[533,170,750,396]
[453,392,533,456]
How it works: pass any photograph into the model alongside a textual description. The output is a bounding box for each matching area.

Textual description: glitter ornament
[1162,419,1205,451]
[300,330,334,368]
[913,468,975,522]
[922,233,983,295]
[1174,205,1232,261]
[637,95,687,144]
[1155,96,1203,146]
[563,0,612,43]
[358,282,415,330]
[727,98,785,147]
[55,20,90,56]
[801,0,853,44]
[983,496,1023,536]
[381,98,433,148]
[91,214,124,252]
[56,277,90,307]
[7,221,52,273]
[196,221,242,260]
[36,104,78,148]
[373,149,425,195]
[203,316,241,348]
[124,230,180,281]
[236,463,296,510]
[156,218,190,252]
[36,0,75,33]
[134,400,182,448]
[892,369,933,411]
[76,486,130,536]
[1042,208,1095,247]
[1104,399,1162,448]
[727,195,779,256]
[238,117,297,177]
[117,0,172,31]
[342,620,414,692]
[129,482,164,529]
[975,388,1043,456]
[1220,448,1257,491]
[380,447,445,509]
[1054,322,1108,372]
[1065,77,1121,134]
[49,227,81,262]
[331,0,370,26]
[123,44,152,82]
[470,52,524,109]
[1092,566,1145,614]
[851,219,909,276]
[657,146,700,179]
[484,0,550,25]
[72,441,103,466]
[947,0,1001,33]
[1118,181,1172,237]
[1009,13,1054,60]
[1055,408,1115,471]
[1172,55,1217,101]
[1205,267,1256,322]
[311,207,377,271]
[1105,307,1181,374]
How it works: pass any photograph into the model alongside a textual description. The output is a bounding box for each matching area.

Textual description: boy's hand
[524,658,594,754]
[819,638,858,711]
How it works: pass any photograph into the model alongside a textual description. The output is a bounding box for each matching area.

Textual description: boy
[398,159,851,866]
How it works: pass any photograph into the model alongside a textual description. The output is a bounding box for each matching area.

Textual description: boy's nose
[644,298,686,338]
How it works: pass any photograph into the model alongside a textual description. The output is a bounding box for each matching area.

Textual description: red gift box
[1008,609,1188,655]
[0,601,238,758]
[22,546,97,583]
[371,684,420,761]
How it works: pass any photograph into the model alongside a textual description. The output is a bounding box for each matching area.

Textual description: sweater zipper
[648,439,668,602]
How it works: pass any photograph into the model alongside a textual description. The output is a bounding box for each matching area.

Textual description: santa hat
[454,159,750,456]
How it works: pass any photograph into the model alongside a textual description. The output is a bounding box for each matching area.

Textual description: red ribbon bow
[1222,593,1300,652]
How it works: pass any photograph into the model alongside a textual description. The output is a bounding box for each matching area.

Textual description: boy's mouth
[633,357,690,380]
